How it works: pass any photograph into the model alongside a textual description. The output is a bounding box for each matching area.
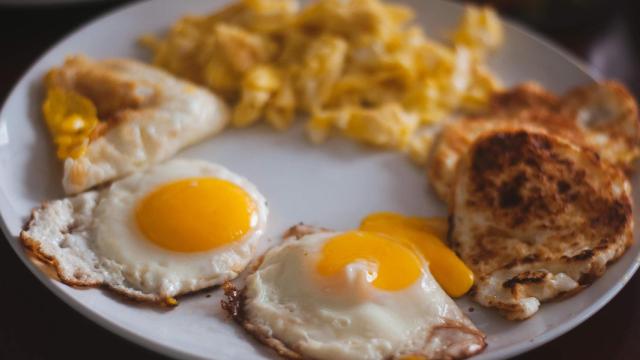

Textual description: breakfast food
[359,212,473,297]
[429,120,550,203]
[222,225,486,360]
[492,81,640,170]
[43,55,229,194]
[141,0,503,162]
[13,0,637,357]
[449,130,633,320]
[428,81,640,202]
[560,82,640,169]
[20,159,268,304]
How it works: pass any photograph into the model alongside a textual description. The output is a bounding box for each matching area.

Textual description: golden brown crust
[222,224,486,360]
[219,224,322,359]
[560,80,640,171]
[489,82,560,113]
[428,81,640,204]
[422,323,487,360]
[20,201,179,307]
[282,223,330,240]
[428,119,553,203]
[46,55,230,195]
[221,282,304,360]
[223,286,487,360]
[222,279,486,360]
[450,129,634,319]
[460,131,631,270]
[45,55,154,120]
[22,230,179,306]
[20,204,103,288]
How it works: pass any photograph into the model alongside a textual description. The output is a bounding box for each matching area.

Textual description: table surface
[1,1,639,359]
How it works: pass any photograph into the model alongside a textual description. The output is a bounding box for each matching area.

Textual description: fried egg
[21,158,268,304]
[450,130,633,320]
[359,212,474,298]
[223,226,485,360]
[44,55,230,195]
[428,81,640,204]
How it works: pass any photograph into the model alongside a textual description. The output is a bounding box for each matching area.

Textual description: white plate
[0,0,638,359]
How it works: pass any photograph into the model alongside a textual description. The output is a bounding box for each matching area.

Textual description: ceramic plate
[0,0,638,359]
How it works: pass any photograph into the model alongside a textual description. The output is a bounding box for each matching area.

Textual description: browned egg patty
[449,129,633,320]
[428,81,640,204]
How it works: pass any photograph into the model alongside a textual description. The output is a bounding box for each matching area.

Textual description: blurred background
[0,0,638,99]
[465,0,639,95]
[0,0,637,99]
[0,0,638,359]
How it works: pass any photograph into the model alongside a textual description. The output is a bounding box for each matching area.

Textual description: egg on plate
[21,158,268,304]
[449,129,633,320]
[43,55,229,194]
[223,223,485,360]
[428,80,640,204]
[142,0,503,163]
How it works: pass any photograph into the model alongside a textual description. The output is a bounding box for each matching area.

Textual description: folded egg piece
[222,225,485,360]
[21,158,268,304]
[43,55,229,194]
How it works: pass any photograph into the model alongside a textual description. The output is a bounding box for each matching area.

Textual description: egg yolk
[360,212,474,297]
[42,87,100,159]
[317,231,422,291]
[135,177,256,253]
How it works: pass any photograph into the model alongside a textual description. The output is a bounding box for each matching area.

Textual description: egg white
[239,230,485,360]
[21,158,268,303]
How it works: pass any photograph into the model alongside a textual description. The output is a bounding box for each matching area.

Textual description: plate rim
[0,0,635,359]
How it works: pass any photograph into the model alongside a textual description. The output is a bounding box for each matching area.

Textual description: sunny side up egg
[226,228,486,360]
[20,158,268,304]
[359,212,474,297]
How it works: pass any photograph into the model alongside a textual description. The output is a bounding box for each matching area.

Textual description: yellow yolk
[42,87,100,159]
[317,231,422,291]
[135,177,256,253]
[360,212,474,297]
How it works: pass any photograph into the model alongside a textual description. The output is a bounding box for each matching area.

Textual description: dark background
[1,0,638,359]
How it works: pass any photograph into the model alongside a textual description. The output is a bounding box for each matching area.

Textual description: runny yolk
[360,212,474,297]
[135,177,256,253]
[42,87,100,159]
[316,231,422,291]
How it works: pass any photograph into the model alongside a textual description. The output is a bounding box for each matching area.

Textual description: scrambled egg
[141,0,503,164]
